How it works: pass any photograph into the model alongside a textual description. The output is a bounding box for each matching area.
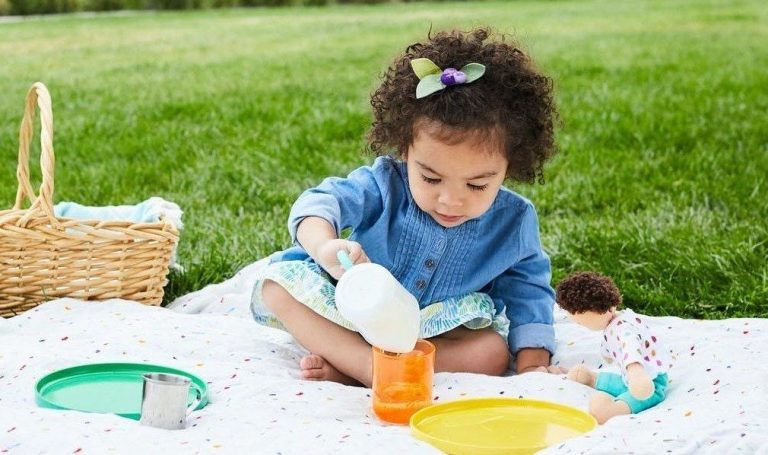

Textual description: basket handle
[14,82,59,228]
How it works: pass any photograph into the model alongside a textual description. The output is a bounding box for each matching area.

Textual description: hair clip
[410,58,486,99]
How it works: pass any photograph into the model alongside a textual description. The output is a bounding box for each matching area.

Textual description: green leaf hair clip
[410,58,486,99]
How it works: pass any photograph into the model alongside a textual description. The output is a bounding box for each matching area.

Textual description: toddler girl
[251,28,563,386]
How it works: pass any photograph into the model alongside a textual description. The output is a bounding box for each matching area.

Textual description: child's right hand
[315,239,370,280]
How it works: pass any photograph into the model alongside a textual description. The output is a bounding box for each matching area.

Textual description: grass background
[1,0,766,318]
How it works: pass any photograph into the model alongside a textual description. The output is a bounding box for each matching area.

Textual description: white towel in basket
[54,197,183,228]
[54,197,184,270]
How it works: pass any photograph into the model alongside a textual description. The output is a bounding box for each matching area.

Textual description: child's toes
[300,354,325,371]
[301,368,326,380]
[300,354,329,380]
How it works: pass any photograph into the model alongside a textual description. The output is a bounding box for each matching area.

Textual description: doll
[555,272,669,424]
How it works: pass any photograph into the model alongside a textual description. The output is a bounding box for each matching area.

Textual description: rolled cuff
[508,322,556,356]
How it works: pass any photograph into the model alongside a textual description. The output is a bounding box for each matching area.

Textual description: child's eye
[421,175,441,185]
[467,183,488,191]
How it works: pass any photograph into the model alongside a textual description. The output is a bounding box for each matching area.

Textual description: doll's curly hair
[555,272,622,314]
[367,27,558,184]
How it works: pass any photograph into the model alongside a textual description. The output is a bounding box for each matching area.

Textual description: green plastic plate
[35,362,208,420]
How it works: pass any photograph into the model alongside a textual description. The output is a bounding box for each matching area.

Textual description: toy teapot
[335,251,420,353]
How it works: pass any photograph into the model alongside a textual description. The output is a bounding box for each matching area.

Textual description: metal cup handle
[187,386,202,416]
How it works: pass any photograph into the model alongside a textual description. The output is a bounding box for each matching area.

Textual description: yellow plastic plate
[410,398,596,455]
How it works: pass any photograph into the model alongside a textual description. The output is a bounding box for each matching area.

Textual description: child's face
[404,127,508,228]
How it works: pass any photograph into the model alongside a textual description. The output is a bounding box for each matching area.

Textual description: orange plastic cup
[372,339,435,424]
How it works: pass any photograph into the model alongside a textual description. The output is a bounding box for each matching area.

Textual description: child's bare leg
[261,280,373,386]
[568,365,597,387]
[430,327,510,376]
[589,392,631,424]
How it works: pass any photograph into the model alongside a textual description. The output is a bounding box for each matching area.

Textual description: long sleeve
[489,203,555,355]
[287,158,389,245]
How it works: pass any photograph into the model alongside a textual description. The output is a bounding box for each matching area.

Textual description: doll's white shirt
[600,309,669,382]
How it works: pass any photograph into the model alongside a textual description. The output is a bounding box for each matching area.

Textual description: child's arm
[288,158,390,247]
[296,217,369,280]
[491,204,557,370]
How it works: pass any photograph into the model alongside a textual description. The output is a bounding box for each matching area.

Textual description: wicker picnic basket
[0,82,179,317]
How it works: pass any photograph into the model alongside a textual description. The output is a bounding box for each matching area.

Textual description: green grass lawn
[1,0,766,318]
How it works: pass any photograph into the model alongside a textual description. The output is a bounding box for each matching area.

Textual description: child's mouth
[435,213,463,224]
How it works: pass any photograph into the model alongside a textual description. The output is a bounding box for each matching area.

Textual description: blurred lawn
[0,0,766,318]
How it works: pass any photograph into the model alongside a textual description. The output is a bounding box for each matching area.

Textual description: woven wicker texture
[0,82,179,317]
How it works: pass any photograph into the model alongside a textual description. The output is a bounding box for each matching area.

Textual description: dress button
[415,280,426,290]
[425,259,435,269]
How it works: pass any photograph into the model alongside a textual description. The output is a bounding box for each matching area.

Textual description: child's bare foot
[567,364,597,387]
[299,354,362,386]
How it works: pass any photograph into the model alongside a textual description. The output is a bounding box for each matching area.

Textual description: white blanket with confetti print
[1,258,767,454]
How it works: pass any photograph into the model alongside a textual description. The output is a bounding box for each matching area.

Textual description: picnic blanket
[1,259,767,454]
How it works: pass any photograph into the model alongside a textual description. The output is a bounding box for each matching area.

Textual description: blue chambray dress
[249,156,556,355]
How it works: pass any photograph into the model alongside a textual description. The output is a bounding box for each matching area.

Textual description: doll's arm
[625,362,653,400]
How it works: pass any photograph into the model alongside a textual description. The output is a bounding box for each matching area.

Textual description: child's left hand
[519,365,568,374]
[516,348,567,374]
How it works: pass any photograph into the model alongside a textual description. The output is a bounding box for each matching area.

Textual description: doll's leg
[589,392,631,424]
[261,279,373,386]
[588,372,633,424]
[429,327,510,376]
[567,365,597,387]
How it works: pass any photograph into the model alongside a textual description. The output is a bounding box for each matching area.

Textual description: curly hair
[555,272,623,314]
[367,27,558,184]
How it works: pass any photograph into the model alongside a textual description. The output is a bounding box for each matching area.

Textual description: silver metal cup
[139,373,202,430]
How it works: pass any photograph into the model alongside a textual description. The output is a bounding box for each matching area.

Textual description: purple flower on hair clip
[440,68,467,86]
[410,58,486,99]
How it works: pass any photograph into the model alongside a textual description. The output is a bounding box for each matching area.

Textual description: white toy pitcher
[335,251,420,353]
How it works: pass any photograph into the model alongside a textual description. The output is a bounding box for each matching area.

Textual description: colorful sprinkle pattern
[0,259,766,453]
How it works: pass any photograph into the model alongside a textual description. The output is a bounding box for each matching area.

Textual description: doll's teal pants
[595,372,668,413]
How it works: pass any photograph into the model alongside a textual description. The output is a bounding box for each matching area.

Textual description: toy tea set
[334,251,597,454]
[32,251,595,450]
[36,363,208,430]
[34,251,597,451]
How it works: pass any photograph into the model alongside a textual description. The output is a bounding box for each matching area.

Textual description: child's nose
[437,189,463,207]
